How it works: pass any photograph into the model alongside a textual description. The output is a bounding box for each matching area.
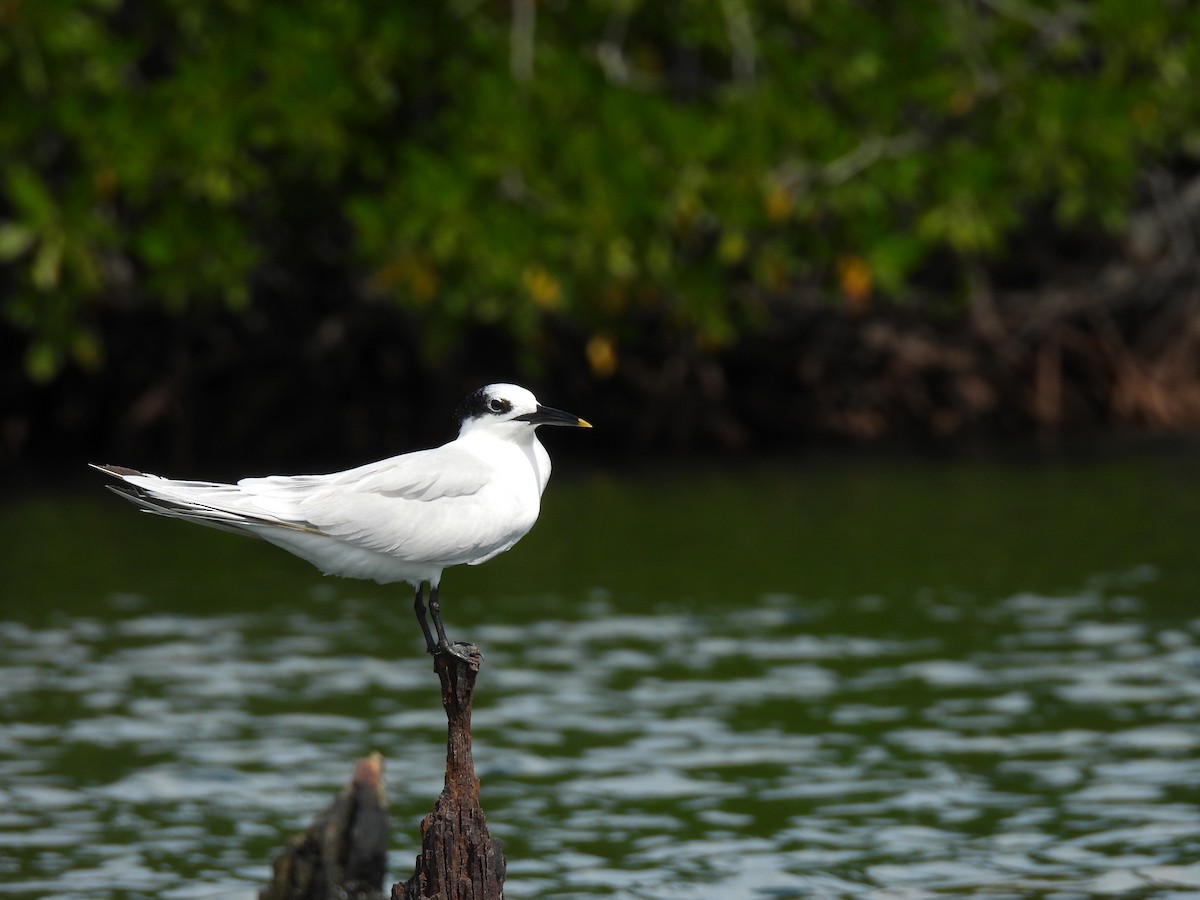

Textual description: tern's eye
[488,397,512,414]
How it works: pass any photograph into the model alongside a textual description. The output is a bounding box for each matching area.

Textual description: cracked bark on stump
[260,646,504,900]
[393,644,506,900]
[260,753,389,900]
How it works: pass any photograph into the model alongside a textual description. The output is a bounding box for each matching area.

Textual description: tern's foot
[434,640,481,664]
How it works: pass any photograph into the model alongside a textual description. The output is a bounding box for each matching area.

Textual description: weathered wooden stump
[260,752,389,900]
[261,645,504,900]
[393,644,506,900]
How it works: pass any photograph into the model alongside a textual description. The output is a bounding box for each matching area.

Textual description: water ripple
[2,575,1199,897]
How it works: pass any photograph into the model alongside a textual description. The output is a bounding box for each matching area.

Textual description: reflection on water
[2,455,1200,898]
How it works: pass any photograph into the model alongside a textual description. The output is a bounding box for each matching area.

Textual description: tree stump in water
[260,752,389,900]
[261,646,504,900]
[393,644,507,900]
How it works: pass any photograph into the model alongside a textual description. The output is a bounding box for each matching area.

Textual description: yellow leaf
[717,231,746,265]
[522,264,561,310]
[764,185,794,223]
[408,261,438,302]
[946,88,976,117]
[837,254,872,311]
[1132,102,1158,126]
[586,333,618,379]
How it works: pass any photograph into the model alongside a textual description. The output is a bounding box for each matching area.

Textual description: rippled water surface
[3,453,1200,898]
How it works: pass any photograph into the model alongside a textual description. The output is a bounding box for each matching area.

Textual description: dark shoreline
[6,267,1200,478]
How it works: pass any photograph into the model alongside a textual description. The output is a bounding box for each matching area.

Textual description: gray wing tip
[91,463,157,508]
[90,462,327,536]
[90,463,146,478]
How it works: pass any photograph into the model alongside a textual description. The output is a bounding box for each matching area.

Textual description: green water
[2,451,1200,898]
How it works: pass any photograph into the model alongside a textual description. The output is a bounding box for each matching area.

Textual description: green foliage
[3,0,1199,380]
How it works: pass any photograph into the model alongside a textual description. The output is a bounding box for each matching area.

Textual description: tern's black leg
[414,585,437,654]
[428,584,451,651]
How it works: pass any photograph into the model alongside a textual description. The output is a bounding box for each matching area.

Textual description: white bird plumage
[92,383,591,655]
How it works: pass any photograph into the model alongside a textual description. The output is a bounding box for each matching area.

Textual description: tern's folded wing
[238,446,490,506]
[241,447,509,563]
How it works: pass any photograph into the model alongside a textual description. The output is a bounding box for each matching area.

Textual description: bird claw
[433,640,481,664]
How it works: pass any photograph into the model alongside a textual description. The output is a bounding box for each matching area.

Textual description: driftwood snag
[261,752,389,900]
[393,644,506,900]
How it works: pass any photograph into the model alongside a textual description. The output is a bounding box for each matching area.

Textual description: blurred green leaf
[0,223,36,261]
[25,339,61,383]
[2,0,1198,380]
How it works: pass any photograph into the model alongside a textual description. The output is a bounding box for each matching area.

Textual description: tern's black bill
[515,405,592,428]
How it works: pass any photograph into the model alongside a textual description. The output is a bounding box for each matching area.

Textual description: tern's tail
[89,463,314,537]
